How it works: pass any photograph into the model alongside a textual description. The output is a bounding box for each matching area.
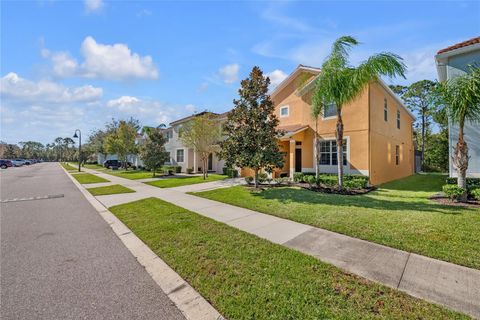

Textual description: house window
[395,145,400,165]
[176,149,184,163]
[397,110,401,129]
[319,140,347,166]
[165,131,172,140]
[280,106,289,117]
[324,103,337,118]
[384,99,388,122]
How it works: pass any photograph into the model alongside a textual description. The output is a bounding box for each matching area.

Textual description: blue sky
[1,0,479,144]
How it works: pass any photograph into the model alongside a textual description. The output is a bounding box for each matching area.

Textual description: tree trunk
[314,120,319,179]
[336,112,344,189]
[203,157,207,180]
[453,124,469,202]
[421,113,425,171]
[254,169,259,188]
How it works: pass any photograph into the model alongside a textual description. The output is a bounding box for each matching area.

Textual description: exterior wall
[445,50,480,177]
[369,82,414,185]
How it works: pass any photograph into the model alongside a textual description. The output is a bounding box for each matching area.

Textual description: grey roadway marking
[0,194,64,203]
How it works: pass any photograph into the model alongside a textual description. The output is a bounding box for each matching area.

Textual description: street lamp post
[73,129,81,172]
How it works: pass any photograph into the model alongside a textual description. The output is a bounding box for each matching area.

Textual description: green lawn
[195,174,480,269]
[87,184,135,196]
[109,198,465,319]
[59,162,79,171]
[146,174,227,188]
[104,169,162,180]
[72,173,110,184]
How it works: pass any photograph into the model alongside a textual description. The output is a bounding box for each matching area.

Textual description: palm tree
[438,66,480,201]
[312,36,406,188]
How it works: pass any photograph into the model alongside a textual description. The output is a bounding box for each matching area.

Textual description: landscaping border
[60,164,224,320]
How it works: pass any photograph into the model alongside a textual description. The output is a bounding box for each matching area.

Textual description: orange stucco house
[254,65,415,185]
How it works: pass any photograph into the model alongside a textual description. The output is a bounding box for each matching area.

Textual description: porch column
[289,139,296,177]
[193,149,197,173]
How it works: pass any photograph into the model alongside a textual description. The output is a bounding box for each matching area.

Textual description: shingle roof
[437,37,480,54]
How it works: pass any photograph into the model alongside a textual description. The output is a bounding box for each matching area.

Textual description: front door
[208,153,213,171]
[295,149,302,172]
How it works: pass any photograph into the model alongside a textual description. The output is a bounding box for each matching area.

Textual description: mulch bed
[430,194,480,208]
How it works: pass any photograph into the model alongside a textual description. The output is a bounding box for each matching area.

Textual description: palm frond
[324,36,359,69]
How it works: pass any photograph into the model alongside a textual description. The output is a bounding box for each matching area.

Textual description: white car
[11,159,26,167]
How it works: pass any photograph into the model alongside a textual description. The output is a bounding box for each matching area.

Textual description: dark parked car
[0,159,13,169]
[103,159,121,168]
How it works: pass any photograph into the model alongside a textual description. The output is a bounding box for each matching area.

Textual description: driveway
[0,163,185,320]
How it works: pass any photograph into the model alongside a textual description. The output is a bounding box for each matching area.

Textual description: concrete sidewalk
[77,166,480,318]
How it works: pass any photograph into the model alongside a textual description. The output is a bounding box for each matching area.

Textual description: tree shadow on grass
[250,187,468,215]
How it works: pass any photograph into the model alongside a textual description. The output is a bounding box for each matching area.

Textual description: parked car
[11,159,26,167]
[0,159,13,169]
[24,159,32,165]
[103,159,121,168]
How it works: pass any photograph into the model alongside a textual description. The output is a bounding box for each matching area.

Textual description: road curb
[60,164,224,320]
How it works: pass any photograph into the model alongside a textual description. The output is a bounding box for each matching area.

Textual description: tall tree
[219,66,284,188]
[312,36,406,188]
[19,141,45,159]
[437,66,480,200]
[87,129,108,162]
[2,143,20,159]
[139,128,169,177]
[104,120,138,169]
[180,114,222,179]
[390,80,437,171]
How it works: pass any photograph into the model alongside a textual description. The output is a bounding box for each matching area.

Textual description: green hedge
[446,177,480,189]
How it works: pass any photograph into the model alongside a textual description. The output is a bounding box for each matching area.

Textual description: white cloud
[401,47,438,83]
[218,63,239,84]
[266,69,288,87]
[84,0,103,13]
[107,96,141,112]
[0,72,103,103]
[42,36,158,81]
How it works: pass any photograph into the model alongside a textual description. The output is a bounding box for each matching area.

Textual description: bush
[470,188,480,201]
[344,179,367,190]
[442,184,467,201]
[305,175,316,187]
[187,168,194,174]
[258,173,268,184]
[317,175,337,187]
[293,172,304,183]
[162,165,175,175]
[446,177,480,190]
[223,167,239,178]
[175,166,182,173]
[245,176,254,184]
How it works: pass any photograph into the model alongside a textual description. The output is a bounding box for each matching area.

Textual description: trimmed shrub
[446,177,480,190]
[175,166,182,173]
[305,175,316,187]
[344,179,366,190]
[293,172,304,183]
[223,167,239,178]
[245,176,254,184]
[442,184,467,201]
[187,168,194,174]
[470,188,480,201]
[258,173,268,184]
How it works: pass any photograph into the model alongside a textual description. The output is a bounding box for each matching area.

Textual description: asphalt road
[0,163,185,320]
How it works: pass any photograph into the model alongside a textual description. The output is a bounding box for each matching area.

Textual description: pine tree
[219,66,284,188]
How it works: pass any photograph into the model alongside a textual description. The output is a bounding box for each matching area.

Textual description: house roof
[278,124,310,140]
[437,36,480,54]
[169,111,218,126]
[270,64,321,98]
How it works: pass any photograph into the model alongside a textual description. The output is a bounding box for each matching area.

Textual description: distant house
[435,37,480,178]
[162,111,227,174]
[96,133,145,167]
[239,65,415,185]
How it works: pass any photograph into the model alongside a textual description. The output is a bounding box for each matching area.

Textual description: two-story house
[162,111,227,174]
[263,65,415,185]
[435,37,480,178]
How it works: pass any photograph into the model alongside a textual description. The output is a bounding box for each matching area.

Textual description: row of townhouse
[96,37,479,184]
[98,64,417,185]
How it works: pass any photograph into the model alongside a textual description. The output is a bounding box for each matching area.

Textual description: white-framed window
[396,110,401,129]
[280,105,289,117]
[384,98,388,122]
[176,149,184,163]
[395,145,400,165]
[319,139,347,166]
[323,103,337,118]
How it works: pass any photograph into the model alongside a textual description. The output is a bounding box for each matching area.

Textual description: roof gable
[270,65,321,98]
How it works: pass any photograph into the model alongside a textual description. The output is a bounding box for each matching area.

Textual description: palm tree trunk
[314,120,319,179]
[336,112,344,189]
[453,123,469,201]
